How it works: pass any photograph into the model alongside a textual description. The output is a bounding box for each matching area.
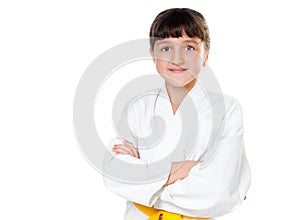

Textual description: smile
[168,68,187,74]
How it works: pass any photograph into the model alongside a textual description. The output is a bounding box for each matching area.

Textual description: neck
[165,79,197,114]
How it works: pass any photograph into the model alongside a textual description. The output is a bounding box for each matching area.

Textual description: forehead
[155,34,201,46]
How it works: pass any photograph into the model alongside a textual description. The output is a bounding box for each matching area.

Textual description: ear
[149,48,155,63]
[203,51,209,66]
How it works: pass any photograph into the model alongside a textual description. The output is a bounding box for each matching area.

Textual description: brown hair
[149,8,210,51]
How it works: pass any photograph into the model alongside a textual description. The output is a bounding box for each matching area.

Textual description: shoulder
[207,92,243,137]
[223,95,243,117]
[206,92,242,116]
[223,94,244,137]
[223,94,243,121]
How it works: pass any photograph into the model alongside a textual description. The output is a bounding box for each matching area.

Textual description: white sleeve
[155,98,251,218]
[103,102,169,206]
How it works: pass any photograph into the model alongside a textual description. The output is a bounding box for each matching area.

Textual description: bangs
[149,8,210,50]
[153,12,201,39]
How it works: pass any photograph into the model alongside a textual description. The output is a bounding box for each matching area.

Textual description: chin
[166,76,196,86]
[166,80,193,89]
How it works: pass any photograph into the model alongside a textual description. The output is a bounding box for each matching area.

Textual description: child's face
[151,32,207,89]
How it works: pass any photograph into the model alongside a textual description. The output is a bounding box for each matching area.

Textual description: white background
[1,0,300,219]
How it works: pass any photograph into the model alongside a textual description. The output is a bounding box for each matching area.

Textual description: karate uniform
[103,82,251,219]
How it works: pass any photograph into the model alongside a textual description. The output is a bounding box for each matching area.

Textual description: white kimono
[103,82,251,219]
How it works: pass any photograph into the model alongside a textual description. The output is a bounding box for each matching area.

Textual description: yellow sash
[133,202,211,220]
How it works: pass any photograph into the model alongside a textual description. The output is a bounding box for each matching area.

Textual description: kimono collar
[159,80,208,113]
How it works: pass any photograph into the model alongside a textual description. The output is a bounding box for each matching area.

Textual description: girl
[104,8,251,220]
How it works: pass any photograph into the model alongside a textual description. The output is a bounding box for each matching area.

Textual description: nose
[171,49,184,65]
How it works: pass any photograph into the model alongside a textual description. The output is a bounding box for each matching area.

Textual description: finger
[122,141,139,158]
[113,144,132,154]
[113,145,133,156]
[114,142,134,150]
[114,145,137,157]
[112,144,132,155]
[120,144,136,157]
[132,148,139,158]
[123,140,134,146]
[114,143,139,158]
[114,148,132,156]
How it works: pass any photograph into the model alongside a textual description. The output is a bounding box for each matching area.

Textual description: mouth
[168,67,187,74]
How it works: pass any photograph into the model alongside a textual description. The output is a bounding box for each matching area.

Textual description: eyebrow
[183,39,201,44]
[156,39,201,45]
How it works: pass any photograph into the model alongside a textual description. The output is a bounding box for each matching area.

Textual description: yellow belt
[133,202,211,220]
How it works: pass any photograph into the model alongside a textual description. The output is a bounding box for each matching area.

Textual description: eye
[161,47,171,52]
[185,45,195,51]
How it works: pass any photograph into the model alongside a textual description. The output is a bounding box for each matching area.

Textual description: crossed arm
[112,140,199,186]
[105,98,250,216]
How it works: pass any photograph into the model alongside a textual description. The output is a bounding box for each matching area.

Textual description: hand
[112,140,140,158]
[164,160,199,186]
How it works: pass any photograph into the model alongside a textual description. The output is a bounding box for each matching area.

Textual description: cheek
[186,56,202,75]
[155,59,168,74]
